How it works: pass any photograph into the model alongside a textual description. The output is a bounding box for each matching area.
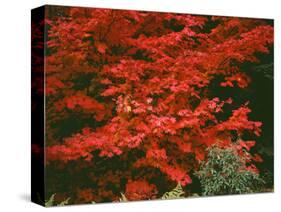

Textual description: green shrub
[196,146,264,196]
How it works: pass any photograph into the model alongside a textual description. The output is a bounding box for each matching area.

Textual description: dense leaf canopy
[32,6,273,203]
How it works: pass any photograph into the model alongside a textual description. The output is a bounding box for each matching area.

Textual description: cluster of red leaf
[125,180,158,201]
[43,7,273,203]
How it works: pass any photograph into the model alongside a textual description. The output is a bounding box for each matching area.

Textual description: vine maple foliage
[42,6,273,203]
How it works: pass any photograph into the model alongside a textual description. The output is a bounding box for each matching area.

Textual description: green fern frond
[45,194,70,207]
[45,194,56,207]
[119,193,128,202]
[161,183,185,200]
[57,197,70,206]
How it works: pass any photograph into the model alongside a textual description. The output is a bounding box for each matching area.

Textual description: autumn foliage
[33,6,273,204]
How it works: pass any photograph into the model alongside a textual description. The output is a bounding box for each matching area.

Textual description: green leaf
[119,193,128,202]
[45,194,56,207]
[161,183,185,200]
